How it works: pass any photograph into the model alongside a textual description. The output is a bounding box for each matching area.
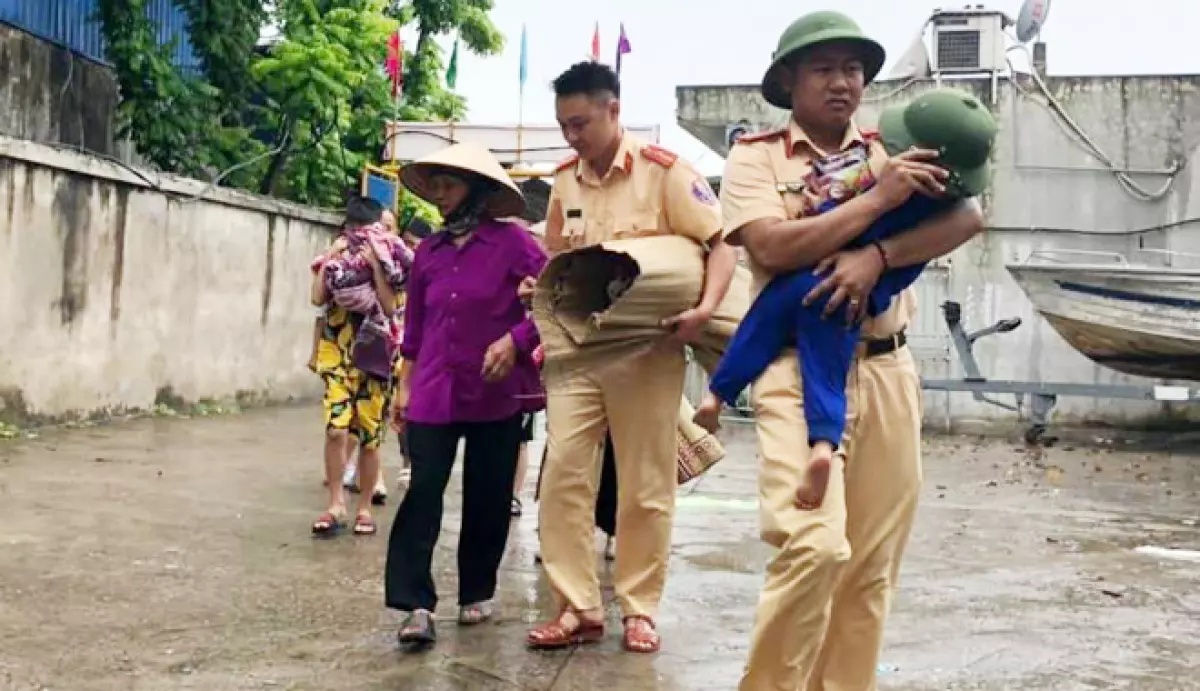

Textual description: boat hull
[1006,264,1200,382]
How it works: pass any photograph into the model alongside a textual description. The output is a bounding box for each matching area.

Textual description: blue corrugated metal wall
[0,0,200,72]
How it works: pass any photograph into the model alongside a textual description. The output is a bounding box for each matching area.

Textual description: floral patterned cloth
[311,223,414,379]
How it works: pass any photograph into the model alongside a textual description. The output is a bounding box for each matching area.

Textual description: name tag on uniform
[563,208,585,246]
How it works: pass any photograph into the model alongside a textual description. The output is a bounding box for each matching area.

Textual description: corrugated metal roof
[0,0,200,72]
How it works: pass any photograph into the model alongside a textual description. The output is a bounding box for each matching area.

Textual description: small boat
[1005,250,1200,382]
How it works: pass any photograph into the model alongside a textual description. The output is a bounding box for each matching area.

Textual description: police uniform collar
[785,118,866,159]
[576,130,638,183]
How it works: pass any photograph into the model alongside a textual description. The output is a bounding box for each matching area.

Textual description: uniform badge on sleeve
[691,177,717,205]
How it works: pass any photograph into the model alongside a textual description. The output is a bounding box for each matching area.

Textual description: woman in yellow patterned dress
[310,196,412,536]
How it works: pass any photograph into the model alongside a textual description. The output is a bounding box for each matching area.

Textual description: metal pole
[517,87,525,166]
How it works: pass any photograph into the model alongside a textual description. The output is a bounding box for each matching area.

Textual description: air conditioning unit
[930,7,1007,73]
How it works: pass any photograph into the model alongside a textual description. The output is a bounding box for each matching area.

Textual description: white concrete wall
[0,135,340,422]
[677,75,1200,429]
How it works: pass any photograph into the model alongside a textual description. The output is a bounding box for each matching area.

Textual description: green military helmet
[761,11,886,110]
[878,87,998,198]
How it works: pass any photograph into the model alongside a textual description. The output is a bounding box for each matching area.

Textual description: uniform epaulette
[640,145,678,168]
[734,128,787,145]
[554,154,579,173]
[861,128,880,142]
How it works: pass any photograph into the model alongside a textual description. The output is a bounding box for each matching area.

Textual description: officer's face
[787,43,865,128]
[556,93,621,161]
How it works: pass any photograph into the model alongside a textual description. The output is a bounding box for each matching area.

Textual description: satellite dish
[1015,0,1051,43]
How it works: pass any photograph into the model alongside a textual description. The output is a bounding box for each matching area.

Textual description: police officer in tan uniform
[720,12,985,690]
[527,61,737,654]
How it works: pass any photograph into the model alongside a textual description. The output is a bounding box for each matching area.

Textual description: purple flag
[616,23,631,75]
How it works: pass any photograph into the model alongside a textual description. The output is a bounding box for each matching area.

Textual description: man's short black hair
[552,61,620,99]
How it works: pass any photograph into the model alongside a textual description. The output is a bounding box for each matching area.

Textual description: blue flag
[519,24,528,91]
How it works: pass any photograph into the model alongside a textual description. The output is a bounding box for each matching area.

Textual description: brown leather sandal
[526,610,605,650]
[622,615,661,653]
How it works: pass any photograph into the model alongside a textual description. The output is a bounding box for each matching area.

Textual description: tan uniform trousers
[739,346,923,691]
[538,343,686,619]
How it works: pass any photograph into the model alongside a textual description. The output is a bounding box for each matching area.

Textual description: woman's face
[426,173,470,216]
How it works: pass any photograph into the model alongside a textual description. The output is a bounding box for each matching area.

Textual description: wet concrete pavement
[1,406,1198,690]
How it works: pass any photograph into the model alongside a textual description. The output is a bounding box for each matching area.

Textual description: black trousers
[384,414,523,612]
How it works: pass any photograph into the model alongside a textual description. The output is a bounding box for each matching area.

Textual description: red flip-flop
[353,513,377,536]
[312,512,344,536]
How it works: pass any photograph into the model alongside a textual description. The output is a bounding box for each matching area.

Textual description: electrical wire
[861,77,920,103]
[1003,38,1182,202]
[39,140,164,189]
[749,35,1182,205]
[175,131,294,204]
[37,111,336,207]
[379,127,581,158]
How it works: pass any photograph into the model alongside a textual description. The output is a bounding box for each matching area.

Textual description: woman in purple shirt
[386,142,548,649]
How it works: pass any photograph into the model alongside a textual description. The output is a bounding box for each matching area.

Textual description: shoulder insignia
[734,128,787,145]
[554,154,579,174]
[861,128,881,142]
[640,145,679,168]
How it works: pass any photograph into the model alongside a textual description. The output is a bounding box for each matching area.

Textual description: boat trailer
[922,301,1200,444]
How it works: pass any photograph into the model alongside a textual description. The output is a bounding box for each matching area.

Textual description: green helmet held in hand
[878,87,999,198]
[762,11,886,109]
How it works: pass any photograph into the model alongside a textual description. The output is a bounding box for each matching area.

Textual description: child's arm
[877,198,983,269]
[728,148,946,273]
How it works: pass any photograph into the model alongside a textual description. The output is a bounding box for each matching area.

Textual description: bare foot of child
[692,393,722,433]
[794,442,833,510]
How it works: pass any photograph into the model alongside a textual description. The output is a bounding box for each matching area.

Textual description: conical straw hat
[401,141,526,219]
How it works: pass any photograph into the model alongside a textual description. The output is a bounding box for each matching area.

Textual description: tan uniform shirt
[543,132,723,251]
[719,119,914,339]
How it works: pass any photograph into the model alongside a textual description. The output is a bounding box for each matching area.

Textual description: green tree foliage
[95,0,235,178]
[95,0,503,216]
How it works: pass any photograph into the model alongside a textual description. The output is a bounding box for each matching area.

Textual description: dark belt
[861,330,907,358]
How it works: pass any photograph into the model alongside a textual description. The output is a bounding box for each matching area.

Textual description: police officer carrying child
[719,11,990,690]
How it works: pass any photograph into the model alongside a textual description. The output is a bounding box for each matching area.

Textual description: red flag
[386,31,403,98]
[590,23,600,61]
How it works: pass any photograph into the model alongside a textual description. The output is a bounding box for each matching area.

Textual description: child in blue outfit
[693,87,997,510]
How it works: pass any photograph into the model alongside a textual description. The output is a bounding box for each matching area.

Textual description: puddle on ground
[681,541,770,574]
